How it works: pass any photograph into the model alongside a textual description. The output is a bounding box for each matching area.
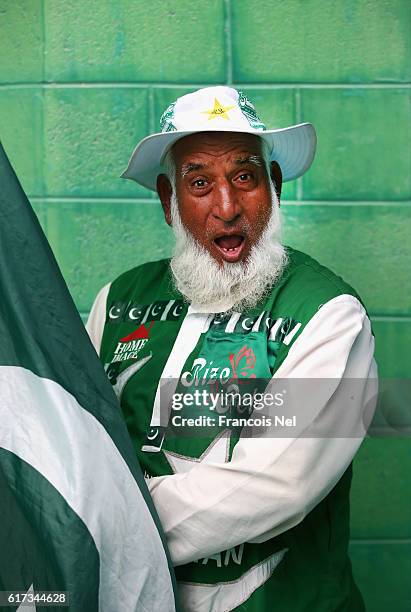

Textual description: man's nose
[212,180,241,223]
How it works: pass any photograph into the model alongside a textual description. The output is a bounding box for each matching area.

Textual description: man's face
[168,132,273,265]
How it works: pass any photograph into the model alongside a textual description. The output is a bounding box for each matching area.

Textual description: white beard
[169,185,288,313]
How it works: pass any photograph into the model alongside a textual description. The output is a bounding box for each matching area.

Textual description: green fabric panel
[102,259,187,471]
[0,449,99,609]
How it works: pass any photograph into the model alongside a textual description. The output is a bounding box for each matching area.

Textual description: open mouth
[213,234,245,262]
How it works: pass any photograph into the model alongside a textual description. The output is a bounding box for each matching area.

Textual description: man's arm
[147,294,378,566]
[86,283,111,354]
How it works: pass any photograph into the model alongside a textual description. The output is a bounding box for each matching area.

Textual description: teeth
[222,247,238,252]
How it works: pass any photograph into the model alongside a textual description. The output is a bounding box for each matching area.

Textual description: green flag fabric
[0,142,178,612]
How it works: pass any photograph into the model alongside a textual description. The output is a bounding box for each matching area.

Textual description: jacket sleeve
[147,294,378,566]
[85,283,111,355]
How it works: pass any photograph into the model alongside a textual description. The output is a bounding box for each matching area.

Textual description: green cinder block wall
[1,1,410,609]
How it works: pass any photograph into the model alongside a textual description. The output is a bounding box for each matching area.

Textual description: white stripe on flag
[16,585,36,612]
[0,366,175,612]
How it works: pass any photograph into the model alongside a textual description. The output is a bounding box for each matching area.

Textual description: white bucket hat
[122,86,316,191]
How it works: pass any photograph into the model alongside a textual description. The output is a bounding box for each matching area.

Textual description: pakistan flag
[0,143,178,611]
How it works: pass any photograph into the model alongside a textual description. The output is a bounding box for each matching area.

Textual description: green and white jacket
[87,247,377,612]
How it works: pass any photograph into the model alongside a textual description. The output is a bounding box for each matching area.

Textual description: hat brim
[121,123,316,191]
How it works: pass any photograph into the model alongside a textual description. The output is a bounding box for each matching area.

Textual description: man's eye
[192,179,207,188]
[236,172,253,182]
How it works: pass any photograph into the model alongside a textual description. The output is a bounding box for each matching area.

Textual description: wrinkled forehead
[170,131,265,166]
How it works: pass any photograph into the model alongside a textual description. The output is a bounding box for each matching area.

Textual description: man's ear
[156,174,173,226]
[270,161,282,201]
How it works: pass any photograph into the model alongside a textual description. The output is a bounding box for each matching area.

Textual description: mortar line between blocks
[283,200,411,207]
[40,0,47,204]
[295,88,302,122]
[295,89,303,201]
[148,87,155,134]
[29,197,155,205]
[41,0,46,84]
[224,0,233,84]
[2,83,410,90]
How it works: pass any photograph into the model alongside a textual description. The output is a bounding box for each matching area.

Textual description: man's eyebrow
[235,155,264,167]
[180,155,264,177]
[181,162,206,177]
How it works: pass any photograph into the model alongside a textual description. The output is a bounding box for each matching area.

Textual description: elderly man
[87,87,377,611]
